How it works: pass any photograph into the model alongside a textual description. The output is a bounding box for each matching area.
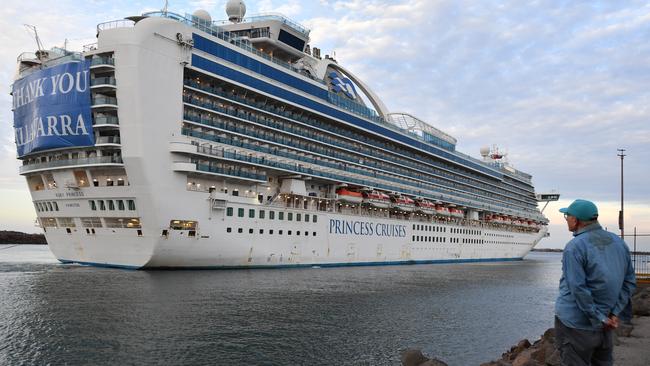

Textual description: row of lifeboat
[484,214,541,228]
[335,188,541,228]
[335,188,465,217]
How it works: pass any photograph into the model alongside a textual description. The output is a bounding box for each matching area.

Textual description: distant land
[0,230,46,244]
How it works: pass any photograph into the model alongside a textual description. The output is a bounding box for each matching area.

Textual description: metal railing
[94,116,119,125]
[97,19,135,34]
[19,156,123,173]
[92,96,118,105]
[91,76,116,86]
[91,56,115,66]
[627,230,650,283]
[96,136,121,144]
[212,13,310,37]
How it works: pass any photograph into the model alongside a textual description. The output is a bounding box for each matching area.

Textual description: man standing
[555,199,636,366]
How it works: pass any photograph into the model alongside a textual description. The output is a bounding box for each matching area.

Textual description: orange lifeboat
[336,188,363,204]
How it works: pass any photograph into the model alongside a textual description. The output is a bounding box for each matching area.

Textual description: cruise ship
[12,1,554,269]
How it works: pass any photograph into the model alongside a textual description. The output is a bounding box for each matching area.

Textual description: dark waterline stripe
[57,257,524,271]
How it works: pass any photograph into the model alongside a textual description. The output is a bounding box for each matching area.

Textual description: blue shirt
[555,223,636,331]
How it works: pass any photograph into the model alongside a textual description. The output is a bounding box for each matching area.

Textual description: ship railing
[19,156,123,173]
[93,116,119,125]
[195,163,267,182]
[17,52,38,62]
[184,127,520,215]
[182,101,534,214]
[91,76,116,86]
[212,13,310,37]
[143,11,325,85]
[90,56,115,66]
[83,43,98,52]
[182,103,535,214]
[97,19,135,34]
[92,96,118,105]
[96,136,121,144]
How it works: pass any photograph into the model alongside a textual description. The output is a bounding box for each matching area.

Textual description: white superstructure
[12,3,549,269]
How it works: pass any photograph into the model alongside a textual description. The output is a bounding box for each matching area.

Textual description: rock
[616,323,634,337]
[632,287,650,316]
[401,349,428,366]
[479,361,510,366]
[546,349,561,366]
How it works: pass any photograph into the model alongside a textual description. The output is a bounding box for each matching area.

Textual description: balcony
[93,116,119,127]
[173,161,266,183]
[90,76,116,92]
[92,96,118,111]
[96,136,121,146]
[19,156,124,174]
[90,56,115,71]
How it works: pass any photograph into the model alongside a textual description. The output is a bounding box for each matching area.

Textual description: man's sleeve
[612,245,637,316]
[564,246,608,327]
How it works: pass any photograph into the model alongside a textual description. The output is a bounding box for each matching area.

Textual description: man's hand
[603,315,619,330]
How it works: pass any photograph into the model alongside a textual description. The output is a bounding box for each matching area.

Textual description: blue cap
[559,199,599,221]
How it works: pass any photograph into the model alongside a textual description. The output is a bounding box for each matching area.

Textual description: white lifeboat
[363,190,391,208]
[393,195,416,212]
[449,207,464,219]
[435,205,450,216]
[416,199,436,215]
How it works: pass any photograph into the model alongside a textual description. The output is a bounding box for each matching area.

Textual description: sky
[0,0,648,250]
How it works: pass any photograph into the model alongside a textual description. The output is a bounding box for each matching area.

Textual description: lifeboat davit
[336,188,363,204]
[363,190,391,208]
[392,195,416,212]
[416,199,436,214]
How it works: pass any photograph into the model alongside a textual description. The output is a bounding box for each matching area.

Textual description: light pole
[617,149,626,239]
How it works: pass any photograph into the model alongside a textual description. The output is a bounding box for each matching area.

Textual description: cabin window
[296,213,301,222]
[288,212,293,221]
[278,212,284,220]
[269,211,275,220]
[99,200,106,211]
[127,200,136,210]
[238,208,244,217]
[108,200,115,210]
[89,201,97,211]
[249,209,255,218]
[259,210,265,219]
[117,200,125,210]
[305,214,310,222]
[226,207,233,216]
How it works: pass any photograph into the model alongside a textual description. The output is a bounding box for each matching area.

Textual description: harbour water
[0,245,562,365]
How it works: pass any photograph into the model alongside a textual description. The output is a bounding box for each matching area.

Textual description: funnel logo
[328,71,358,99]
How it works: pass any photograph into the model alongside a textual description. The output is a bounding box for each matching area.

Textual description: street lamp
[617,149,626,239]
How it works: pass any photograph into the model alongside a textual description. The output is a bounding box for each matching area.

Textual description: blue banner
[12,60,94,157]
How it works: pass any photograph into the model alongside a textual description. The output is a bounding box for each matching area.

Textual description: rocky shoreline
[402,285,650,366]
[0,230,46,244]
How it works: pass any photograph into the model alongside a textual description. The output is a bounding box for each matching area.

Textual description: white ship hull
[39,194,546,269]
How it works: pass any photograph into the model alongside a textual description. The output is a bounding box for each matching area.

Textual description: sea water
[0,245,562,365]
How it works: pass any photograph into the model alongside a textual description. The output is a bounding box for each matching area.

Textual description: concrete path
[614,316,650,366]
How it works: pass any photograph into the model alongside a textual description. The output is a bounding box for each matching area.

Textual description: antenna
[162,0,169,15]
[24,24,44,55]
